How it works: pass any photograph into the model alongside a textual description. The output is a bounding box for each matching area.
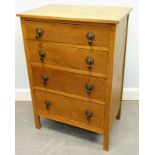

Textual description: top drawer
[24,21,110,47]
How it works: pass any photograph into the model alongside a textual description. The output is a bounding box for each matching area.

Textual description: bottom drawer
[35,90,105,130]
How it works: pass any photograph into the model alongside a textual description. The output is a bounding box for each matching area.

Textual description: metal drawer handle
[87,32,95,46]
[39,51,46,61]
[36,28,44,39]
[85,83,94,94]
[42,75,48,85]
[85,111,93,121]
[85,57,94,70]
[44,100,51,111]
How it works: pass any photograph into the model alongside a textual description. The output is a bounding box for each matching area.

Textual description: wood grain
[20,18,41,129]
[17,4,132,24]
[31,63,107,78]
[31,65,107,102]
[103,16,129,151]
[103,24,117,151]
[24,20,110,47]
[17,5,131,151]
[34,87,106,106]
[28,40,108,75]
[35,90,105,131]
[111,16,129,121]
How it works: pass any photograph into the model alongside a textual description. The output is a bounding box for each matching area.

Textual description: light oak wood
[113,16,129,120]
[24,20,110,47]
[20,18,41,129]
[35,90,105,131]
[17,5,131,151]
[17,4,132,24]
[103,24,116,151]
[103,16,129,151]
[34,87,105,105]
[31,62,107,78]
[31,65,106,102]
[28,41,108,75]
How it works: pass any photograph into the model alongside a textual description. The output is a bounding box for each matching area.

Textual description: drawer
[28,41,108,76]
[32,65,106,102]
[35,90,105,129]
[24,21,110,47]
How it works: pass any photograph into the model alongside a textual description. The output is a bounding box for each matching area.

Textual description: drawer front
[28,41,108,75]
[32,65,106,102]
[35,90,104,129]
[24,21,109,47]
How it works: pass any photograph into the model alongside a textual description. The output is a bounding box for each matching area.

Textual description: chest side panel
[110,15,129,124]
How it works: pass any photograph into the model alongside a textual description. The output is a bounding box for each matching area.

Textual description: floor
[16,101,139,155]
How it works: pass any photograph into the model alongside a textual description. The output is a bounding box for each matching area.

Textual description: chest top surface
[17,4,132,24]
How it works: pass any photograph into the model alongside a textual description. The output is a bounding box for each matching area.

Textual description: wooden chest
[17,4,132,151]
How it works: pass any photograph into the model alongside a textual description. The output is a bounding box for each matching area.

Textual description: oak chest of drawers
[17,4,132,151]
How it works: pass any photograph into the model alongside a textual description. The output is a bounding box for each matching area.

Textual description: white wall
[15,0,139,90]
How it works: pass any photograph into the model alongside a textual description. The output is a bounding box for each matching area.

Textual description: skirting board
[15,88,139,101]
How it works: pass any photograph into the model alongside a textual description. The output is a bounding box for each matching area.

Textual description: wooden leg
[103,104,110,151]
[116,101,122,120]
[34,114,41,129]
[104,131,110,151]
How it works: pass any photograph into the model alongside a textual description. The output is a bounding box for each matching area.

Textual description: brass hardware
[85,111,93,121]
[42,75,48,85]
[44,100,51,111]
[87,32,95,46]
[85,83,94,94]
[39,51,46,61]
[85,57,94,70]
[36,28,43,39]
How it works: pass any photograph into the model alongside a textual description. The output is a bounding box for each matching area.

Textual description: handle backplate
[42,75,48,85]
[39,51,46,61]
[85,83,94,94]
[36,28,44,39]
[87,32,95,46]
[85,57,94,70]
[44,100,51,111]
[85,111,93,121]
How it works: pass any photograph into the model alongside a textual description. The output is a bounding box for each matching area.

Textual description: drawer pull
[42,75,48,85]
[85,111,93,121]
[86,57,94,70]
[36,28,44,39]
[87,32,95,46]
[39,51,46,61]
[44,100,51,111]
[85,83,94,94]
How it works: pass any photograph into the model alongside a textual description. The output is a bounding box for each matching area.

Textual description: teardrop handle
[85,83,94,94]
[39,51,46,61]
[42,75,48,85]
[85,111,93,121]
[36,28,44,39]
[44,100,51,111]
[86,32,95,46]
[85,57,94,70]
